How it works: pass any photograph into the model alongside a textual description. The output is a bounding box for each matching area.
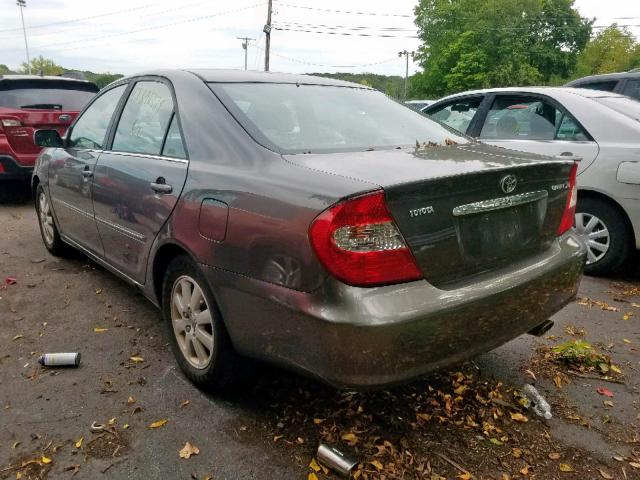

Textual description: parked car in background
[404,99,434,111]
[424,87,640,274]
[32,70,584,390]
[0,75,98,181]
[565,70,640,100]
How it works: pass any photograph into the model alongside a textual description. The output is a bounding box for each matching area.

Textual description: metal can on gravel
[37,352,81,367]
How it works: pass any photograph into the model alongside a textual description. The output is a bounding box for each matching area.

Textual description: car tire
[35,184,69,256]
[575,197,631,275]
[162,255,240,391]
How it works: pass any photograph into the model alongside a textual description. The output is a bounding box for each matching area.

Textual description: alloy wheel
[38,190,55,247]
[170,275,215,369]
[574,212,610,265]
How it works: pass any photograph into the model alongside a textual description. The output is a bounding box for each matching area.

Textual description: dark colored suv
[565,70,640,101]
[0,75,98,180]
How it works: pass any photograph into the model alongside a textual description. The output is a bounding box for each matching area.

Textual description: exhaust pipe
[527,320,554,337]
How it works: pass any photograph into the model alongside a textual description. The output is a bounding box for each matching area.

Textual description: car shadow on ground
[0,180,32,205]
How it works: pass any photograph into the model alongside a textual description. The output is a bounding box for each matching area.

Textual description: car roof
[432,86,626,104]
[566,71,640,84]
[183,69,370,88]
[0,74,95,84]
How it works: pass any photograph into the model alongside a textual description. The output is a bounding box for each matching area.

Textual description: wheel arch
[577,188,635,245]
[31,175,40,204]
[151,242,195,306]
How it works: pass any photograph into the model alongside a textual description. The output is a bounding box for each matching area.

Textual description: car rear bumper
[0,155,33,180]
[203,232,586,389]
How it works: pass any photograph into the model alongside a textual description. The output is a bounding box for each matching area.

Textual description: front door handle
[150,181,173,194]
[82,168,93,178]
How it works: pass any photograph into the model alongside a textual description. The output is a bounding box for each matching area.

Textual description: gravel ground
[0,180,639,480]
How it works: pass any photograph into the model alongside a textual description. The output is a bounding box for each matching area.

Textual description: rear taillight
[309,191,423,287]
[557,163,578,235]
[1,118,22,127]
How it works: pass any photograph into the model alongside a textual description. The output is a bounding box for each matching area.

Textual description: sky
[0,0,638,77]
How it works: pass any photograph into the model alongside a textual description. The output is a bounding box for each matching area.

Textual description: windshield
[209,83,468,154]
[593,96,640,122]
[0,80,98,110]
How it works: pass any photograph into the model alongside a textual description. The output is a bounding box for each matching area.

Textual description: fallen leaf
[313,418,325,424]
[309,458,321,472]
[510,412,528,423]
[273,435,283,442]
[129,356,144,363]
[520,465,529,475]
[549,452,560,460]
[453,385,467,395]
[95,288,102,294]
[630,462,640,469]
[5,277,17,285]
[149,419,168,429]
[370,460,384,470]
[604,400,614,407]
[180,400,190,408]
[553,375,563,388]
[489,438,503,445]
[127,396,136,405]
[63,465,80,475]
[93,327,109,333]
[623,339,631,344]
[12,441,20,449]
[341,432,358,446]
[308,474,318,480]
[12,334,23,341]
[524,369,537,381]
[75,437,83,449]
[610,365,622,374]
[596,387,614,398]
[108,417,116,425]
[559,463,574,472]
[512,448,522,458]
[458,473,472,480]
[123,424,129,429]
[599,469,614,479]
[41,456,52,464]
[179,442,199,459]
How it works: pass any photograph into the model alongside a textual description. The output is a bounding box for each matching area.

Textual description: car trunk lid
[285,143,575,287]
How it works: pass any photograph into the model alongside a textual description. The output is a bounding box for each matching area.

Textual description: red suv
[0,75,98,180]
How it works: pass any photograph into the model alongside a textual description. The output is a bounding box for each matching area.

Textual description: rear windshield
[209,83,468,154]
[593,96,640,122]
[0,79,98,110]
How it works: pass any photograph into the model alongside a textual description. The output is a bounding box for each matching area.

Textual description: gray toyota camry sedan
[31,70,586,390]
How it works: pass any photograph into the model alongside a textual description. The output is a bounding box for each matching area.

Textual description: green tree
[411,0,592,97]
[20,55,64,75]
[0,64,11,74]
[575,25,640,76]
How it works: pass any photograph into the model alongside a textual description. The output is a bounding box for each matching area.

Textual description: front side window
[209,83,468,154]
[480,96,587,141]
[578,81,618,92]
[426,98,482,134]
[623,79,640,100]
[113,81,174,155]
[68,84,127,149]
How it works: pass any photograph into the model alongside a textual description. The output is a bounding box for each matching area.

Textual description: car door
[476,94,599,173]
[48,84,128,256]
[423,96,485,135]
[91,79,188,284]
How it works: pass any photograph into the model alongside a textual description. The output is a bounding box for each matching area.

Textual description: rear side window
[69,84,127,149]
[426,98,482,134]
[624,79,640,100]
[113,81,174,155]
[480,96,588,141]
[161,114,186,159]
[0,79,98,110]
[576,80,618,92]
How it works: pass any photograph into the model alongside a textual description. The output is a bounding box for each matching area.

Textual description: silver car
[424,87,640,274]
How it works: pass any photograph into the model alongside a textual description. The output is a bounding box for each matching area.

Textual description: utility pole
[237,37,255,70]
[17,0,31,74]
[398,50,415,100]
[263,0,272,71]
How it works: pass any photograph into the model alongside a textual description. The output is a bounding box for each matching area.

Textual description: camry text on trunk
[31,70,586,390]
[0,75,98,181]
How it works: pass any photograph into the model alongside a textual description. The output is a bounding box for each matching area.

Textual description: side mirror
[34,129,64,148]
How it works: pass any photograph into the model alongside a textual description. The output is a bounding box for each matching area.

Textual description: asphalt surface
[0,180,639,480]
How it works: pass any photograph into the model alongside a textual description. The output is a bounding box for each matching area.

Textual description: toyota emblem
[500,174,517,194]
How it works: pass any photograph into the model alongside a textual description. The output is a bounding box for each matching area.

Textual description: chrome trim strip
[95,216,147,243]
[106,150,188,164]
[53,198,94,219]
[452,190,548,217]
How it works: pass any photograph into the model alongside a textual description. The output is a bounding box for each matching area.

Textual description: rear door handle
[150,182,173,194]
[82,169,93,178]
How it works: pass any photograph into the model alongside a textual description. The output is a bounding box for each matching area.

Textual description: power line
[276,21,416,32]
[273,26,419,39]
[4,3,266,53]
[274,2,412,18]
